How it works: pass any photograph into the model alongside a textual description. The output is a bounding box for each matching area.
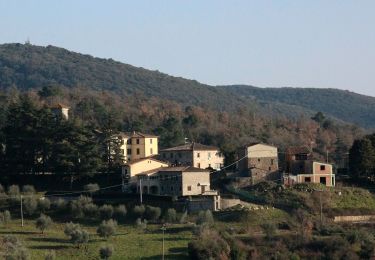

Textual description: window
[197,153,200,158]
[127,139,131,144]
[136,148,140,155]
[150,148,153,155]
[127,149,131,155]
[271,159,274,165]
[269,167,272,171]
[187,186,192,191]
[305,177,311,183]
[150,139,153,144]
[136,139,140,144]
[170,186,174,191]
[320,177,327,185]
[320,165,326,171]
[197,163,201,168]
[258,158,261,162]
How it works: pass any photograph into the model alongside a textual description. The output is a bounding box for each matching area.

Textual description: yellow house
[122,157,169,178]
[117,131,159,163]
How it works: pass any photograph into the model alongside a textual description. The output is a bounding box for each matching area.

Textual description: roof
[243,142,277,149]
[130,131,158,138]
[160,142,219,152]
[286,146,311,155]
[157,166,211,173]
[126,157,169,166]
[138,166,210,176]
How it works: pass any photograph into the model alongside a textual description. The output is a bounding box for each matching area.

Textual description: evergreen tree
[349,138,375,178]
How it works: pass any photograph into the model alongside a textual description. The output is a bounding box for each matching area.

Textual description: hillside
[0,43,245,112]
[0,43,375,128]
[219,85,375,129]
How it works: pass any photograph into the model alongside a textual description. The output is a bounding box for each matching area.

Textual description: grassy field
[1,219,193,259]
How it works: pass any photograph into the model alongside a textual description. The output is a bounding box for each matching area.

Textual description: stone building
[158,142,224,170]
[284,146,335,187]
[237,143,279,184]
[51,103,69,120]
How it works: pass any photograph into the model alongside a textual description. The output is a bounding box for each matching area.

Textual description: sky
[0,1,374,96]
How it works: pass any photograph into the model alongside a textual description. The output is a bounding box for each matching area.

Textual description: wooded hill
[0,43,370,170]
[1,43,375,128]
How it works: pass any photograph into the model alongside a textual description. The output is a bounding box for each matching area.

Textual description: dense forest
[0,43,370,175]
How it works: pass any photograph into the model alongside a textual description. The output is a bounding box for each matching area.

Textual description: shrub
[84,183,100,196]
[70,196,93,218]
[83,203,99,218]
[135,218,147,230]
[64,222,89,247]
[99,204,114,220]
[99,244,114,259]
[133,205,145,218]
[8,185,20,203]
[24,196,38,216]
[45,250,56,260]
[261,222,277,240]
[188,228,230,260]
[22,185,36,195]
[36,214,53,234]
[3,235,30,260]
[52,198,68,212]
[179,211,188,224]
[163,208,177,223]
[196,210,214,225]
[114,204,127,221]
[38,198,51,213]
[145,206,161,221]
[0,210,11,225]
[97,219,117,239]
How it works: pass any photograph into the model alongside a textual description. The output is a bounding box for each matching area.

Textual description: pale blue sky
[0,1,374,96]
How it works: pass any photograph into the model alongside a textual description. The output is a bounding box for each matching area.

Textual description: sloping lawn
[1,220,193,259]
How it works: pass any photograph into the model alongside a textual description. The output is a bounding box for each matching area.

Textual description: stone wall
[333,215,375,223]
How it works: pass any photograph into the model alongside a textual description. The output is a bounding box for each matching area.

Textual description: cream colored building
[122,157,168,178]
[136,166,218,197]
[159,142,224,170]
[51,103,69,120]
[116,131,159,163]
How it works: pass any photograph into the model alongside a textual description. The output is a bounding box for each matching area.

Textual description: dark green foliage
[132,205,145,218]
[349,137,375,178]
[97,219,117,239]
[35,214,53,234]
[196,210,214,225]
[99,204,114,220]
[22,185,35,195]
[38,198,51,213]
[99,244,114,260]
[163,208,177,223]
[0,210,11,225]
[70,196,93,218]
[260,222,277,240]
[113,204,127,221]
[84,183,100,196]
[145,206,161,221]
[64,222,89,246]
[24,197,38,216]
[188,228,230,260]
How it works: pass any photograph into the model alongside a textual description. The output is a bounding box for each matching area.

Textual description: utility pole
[139,178,143,204]
[326,150,329,163]
[20,195,24,227]
[161,224,166,260]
